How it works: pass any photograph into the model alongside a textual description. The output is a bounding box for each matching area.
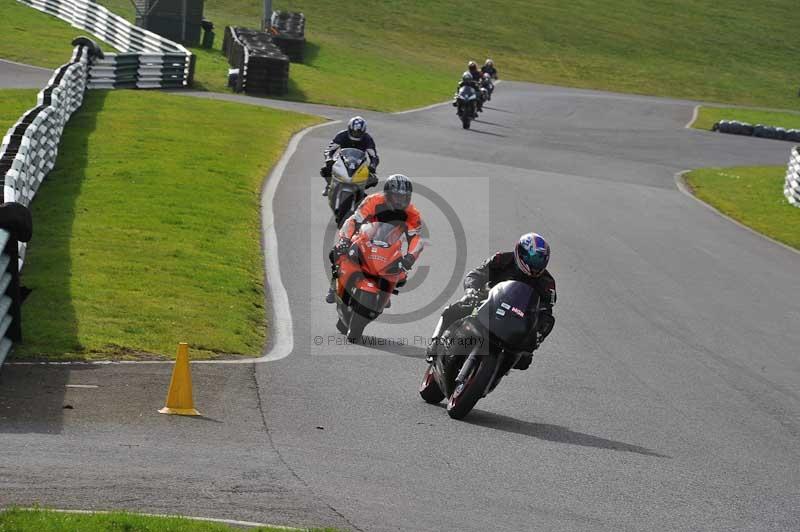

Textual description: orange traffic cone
[158,342,201,416]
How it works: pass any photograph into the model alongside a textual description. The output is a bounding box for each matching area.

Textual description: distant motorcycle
[455,84,479,129]
[419,281,551,419]
[324,148,377,227]
[480,73,494,101]
[333,221,411,341]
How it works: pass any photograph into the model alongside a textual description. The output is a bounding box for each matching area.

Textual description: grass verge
[690,106,800,131]
[0,89,39,132]
[96,0,800,111]
[684,166,800,250]
[0,508,335,531]
[9,0,800,111]
[11,90,320,361]
[0,0,116,67]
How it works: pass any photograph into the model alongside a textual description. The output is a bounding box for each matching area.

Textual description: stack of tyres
[223,27,290,95]
[135,0,205,45]
[270,11,306,62]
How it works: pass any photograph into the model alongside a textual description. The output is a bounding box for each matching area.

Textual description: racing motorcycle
[419,281,552,419]
[480,73,494,101]
[455,84,479,129]
[333,221,411,341]
[325,147,377,227]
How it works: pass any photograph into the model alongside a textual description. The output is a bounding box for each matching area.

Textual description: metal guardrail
[785,146,800,207]
[17,0,194,88]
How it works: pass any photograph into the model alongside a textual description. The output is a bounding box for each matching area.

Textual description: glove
[334,238,351,256]
[320,165,332,178]
[366,172,378,189]
[462,288,481,304]
[401,253,416,270]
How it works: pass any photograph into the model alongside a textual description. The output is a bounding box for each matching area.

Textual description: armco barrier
[0,40,92,367]
[0,39,97,262]
[785,147,800,207]
[17,0,194,88]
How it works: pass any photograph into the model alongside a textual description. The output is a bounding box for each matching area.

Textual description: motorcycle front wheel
[419,365,445,404]
[446,353,498,420]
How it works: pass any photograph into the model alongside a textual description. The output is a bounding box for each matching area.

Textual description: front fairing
[458,86,477,100]
[476,281,539,351]
[332,148,370,185]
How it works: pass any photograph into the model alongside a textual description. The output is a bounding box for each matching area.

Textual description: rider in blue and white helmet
[426,233,557,370]
[320,116,380,195]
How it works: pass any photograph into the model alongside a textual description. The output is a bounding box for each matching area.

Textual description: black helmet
[384,174,412,211]
[347,116,367,141]
[514,233,550,277]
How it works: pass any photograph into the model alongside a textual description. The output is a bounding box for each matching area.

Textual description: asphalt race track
[1,60,799,531]
[0,59,53,88]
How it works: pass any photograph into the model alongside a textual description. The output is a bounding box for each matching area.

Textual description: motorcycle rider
[454,62,483,115]
[326,174,424,304]
[467,61,485,112]
[426,233,556,370]
[321,116,379,196]
[481,59,498,79]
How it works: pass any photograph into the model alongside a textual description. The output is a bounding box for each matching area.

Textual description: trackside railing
[17,0,194,88]
[785,146,800,208]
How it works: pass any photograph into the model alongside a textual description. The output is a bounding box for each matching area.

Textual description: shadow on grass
[0,91,108,431]
[301,40,321,67]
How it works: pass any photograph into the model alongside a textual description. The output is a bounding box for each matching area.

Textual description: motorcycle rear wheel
[446,354,498,420]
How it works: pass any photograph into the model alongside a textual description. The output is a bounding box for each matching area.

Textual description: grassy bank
[13,91,319,360]
[96,0,800,111]
[685,166,800,250]
[691,106,800,131]
[7,0,800,111]
[0,89,38,132]
[0,0,115,67]
[0,508,333,531]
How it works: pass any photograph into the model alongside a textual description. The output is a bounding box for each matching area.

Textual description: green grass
[0,508,335,531]
[11,90,320,361]
[98,0,800,111]
[685,166,800,250]
[8,0,800,111]
[0,0,116,67]
[0,89,38,132]
[691,106,800,130]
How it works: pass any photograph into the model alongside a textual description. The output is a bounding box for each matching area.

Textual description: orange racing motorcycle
[332,221,412,341]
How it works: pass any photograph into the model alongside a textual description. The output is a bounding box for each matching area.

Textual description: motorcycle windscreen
[334,148,370,185]
[476,280,539,349]
[458,86,476,100]
[358,222,406,276]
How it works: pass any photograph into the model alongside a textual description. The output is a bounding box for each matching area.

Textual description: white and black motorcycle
[455,84,479,129]
[325,147,377,227]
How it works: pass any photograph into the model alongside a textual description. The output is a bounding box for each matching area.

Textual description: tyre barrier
[269,11,306,63]
[223,26,290,95]
[785,146,800,207]
[17,0,194,88]
[712,120,800,143]
[0,41,90,367]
